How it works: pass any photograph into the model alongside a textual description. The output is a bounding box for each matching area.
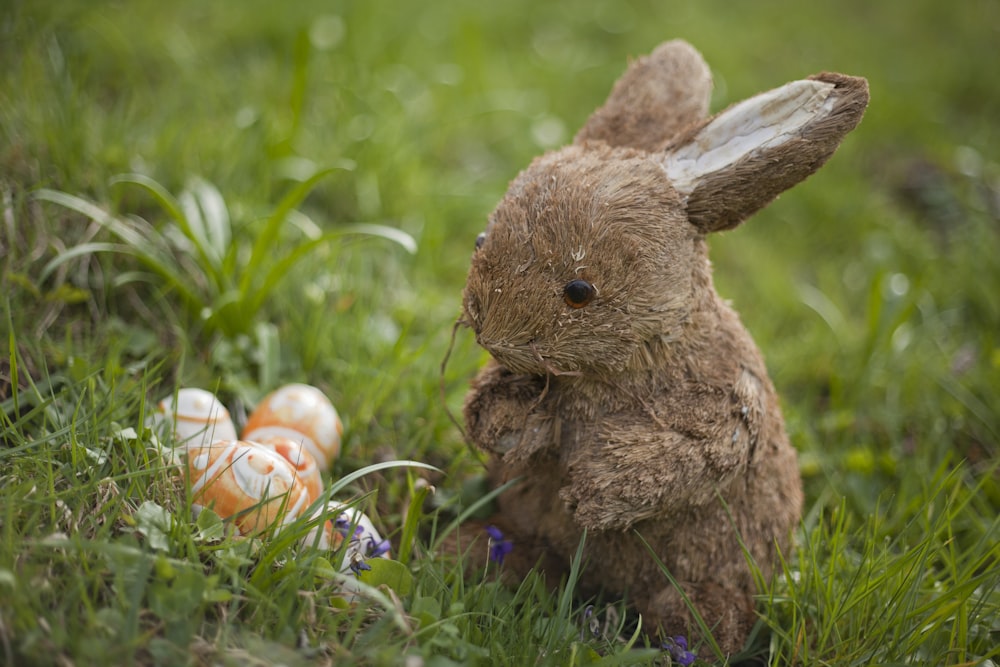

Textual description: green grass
[2,0,998,665]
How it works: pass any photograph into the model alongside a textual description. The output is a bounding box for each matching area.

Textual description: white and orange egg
[242,383,343,471]
[151,387,238,447]
[245,435,324,505]
[184,439,311,535]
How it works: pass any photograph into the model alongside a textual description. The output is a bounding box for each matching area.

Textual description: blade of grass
[184,176,231,266]
[429,477,521,553]
[239,163,353,298]
[39,242,130,280]
[109,174,186,224]
[326,460,440,498]
[397,475,433,566]
[245,225,416,319]
[33,189,201,308]
[635,530,725,661]
[112,173,228,294]
[34,189,166,257]
[339,222,418,255]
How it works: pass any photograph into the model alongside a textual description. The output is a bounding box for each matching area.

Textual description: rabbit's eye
[475,232,486,250]
[563,279,596,308]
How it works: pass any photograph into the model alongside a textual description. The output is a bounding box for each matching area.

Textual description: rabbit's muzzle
[463,281,570,375]
[475,335,537,374]
[462,293,526,365]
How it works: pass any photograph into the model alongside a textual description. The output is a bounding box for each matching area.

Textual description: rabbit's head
[462,41,868,378]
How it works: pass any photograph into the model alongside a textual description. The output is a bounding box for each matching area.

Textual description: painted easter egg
[245,435,324,505]
[242,383,343,471]
[152,387,238,447]
[184,439,312,535]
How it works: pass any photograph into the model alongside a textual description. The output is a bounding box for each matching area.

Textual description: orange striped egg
[242,384,343,471]
[245,435,324,505]
[184,439,311,535]
[152,388,239,447]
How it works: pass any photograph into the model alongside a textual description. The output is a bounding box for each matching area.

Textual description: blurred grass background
[2,0,998,664]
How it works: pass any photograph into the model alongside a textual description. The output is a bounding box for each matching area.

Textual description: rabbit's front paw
[464,364,553,459]
[467,401,552,458]
[464,392,532,455]
[498,413,555,462]
[494,430,522,453]
[562,485,634,531]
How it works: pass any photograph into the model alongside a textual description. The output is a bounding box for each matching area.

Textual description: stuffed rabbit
[461,40,868,656]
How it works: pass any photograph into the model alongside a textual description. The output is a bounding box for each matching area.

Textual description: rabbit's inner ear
[662,79,837,197]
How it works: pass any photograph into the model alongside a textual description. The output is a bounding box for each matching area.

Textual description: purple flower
[485,525,513,565]
[662,636,695,666]
[368,538,392,558]
[334,514,365,543]
[349,555,372,576]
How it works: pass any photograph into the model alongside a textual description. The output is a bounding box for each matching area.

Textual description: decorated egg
[242,383,343,471]
[151,387,238,447]
[245,435,324,505]
[184,439,311,535]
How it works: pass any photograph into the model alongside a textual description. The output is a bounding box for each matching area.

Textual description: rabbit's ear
[662,72,869,233]
[574,40,712,151]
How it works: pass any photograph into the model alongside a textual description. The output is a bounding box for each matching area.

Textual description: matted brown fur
[459,40,868,657]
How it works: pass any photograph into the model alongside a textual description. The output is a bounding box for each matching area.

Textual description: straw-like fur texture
[459,39,868,657]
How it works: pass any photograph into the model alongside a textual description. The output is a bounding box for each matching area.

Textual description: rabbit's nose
[472,331,500,356]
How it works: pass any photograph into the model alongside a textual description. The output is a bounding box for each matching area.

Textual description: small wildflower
[661,635,696,666]
[484,524,513,565]
[334,513,366,543]
[349,553,372,576]
[368,538,391,558]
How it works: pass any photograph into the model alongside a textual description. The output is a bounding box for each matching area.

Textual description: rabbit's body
[461,40,867,656]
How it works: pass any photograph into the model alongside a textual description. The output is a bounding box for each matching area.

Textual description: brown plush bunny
[460,40,868,657]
